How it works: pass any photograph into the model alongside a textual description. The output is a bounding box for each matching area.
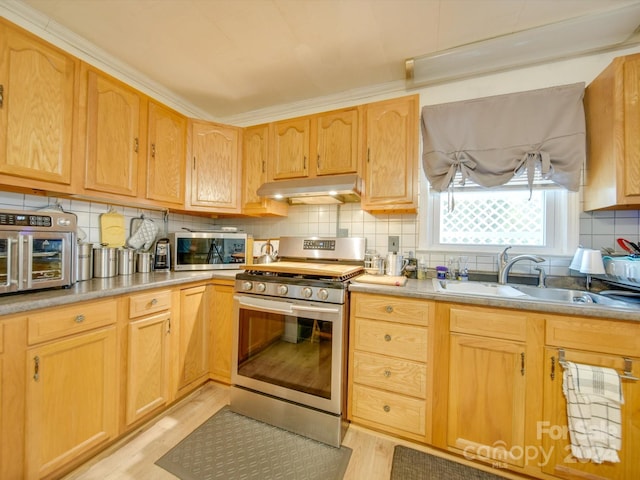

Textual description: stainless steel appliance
[231,236,366,447]
[170,231,248,271]
[0,209,76,294]
[153,238,171,271]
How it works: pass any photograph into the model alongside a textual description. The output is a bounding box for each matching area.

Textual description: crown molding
[1,0,413,126]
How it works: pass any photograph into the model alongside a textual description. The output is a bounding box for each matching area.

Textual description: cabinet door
[448,333,526,467]
[0,20,76,188]
[146,101,186,205]
[315,107,359,176]
[542,347,640,480]
[242,124,288,216]
[177,286,209,392]
[362,95,418,213]
[210,282,234,384]
[83,68,141,197]
[126,311,170,425]
[188,120,241,212]
[271,117,310,180]
[25,327,118,480]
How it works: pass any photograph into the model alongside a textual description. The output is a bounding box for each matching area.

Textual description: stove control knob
[242,281,253,291]
[317,288,329,301]
[301,287,313,298]
[277,284,288,295]
[256,282,266,293]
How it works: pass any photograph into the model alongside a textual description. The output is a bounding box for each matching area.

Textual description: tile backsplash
[0,191,634,278]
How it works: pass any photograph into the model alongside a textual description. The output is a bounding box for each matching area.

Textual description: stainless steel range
[230,236,366,447]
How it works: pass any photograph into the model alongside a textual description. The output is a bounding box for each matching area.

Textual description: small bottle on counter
[436,266,448,279]
[417,263,429,280]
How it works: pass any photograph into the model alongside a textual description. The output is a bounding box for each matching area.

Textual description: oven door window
[237,309,333,399]
[30,237,64,282]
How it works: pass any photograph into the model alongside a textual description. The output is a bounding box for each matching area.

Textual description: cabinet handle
[550,356,556,381]
[33,356,40,382]
[384,369,391,378]
[383,405,390,413]
[262,160,266,173]
[303,156,307,169]
[193,156,196,170]
[167,318,171,334]
[385,305,393,313]
[317,154,320,169]
[150,298,158,306]
[0,84,4,108]
[151,143,156,158]
[520,352,525,376]
[367,147,370,163]
[134,137,139,153]
[74,314,85,323]
[384,334,392,342]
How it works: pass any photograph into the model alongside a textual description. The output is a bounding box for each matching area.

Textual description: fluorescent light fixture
[406,3,640,87]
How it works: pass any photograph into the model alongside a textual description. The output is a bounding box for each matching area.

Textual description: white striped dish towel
[562,361,624,463]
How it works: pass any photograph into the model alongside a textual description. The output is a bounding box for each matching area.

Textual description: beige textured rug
[156,407,351,480]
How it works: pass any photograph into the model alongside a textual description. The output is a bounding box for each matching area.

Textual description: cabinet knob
[383,405,390,413]
[150,298,158,305]
[384,334,392,342]
[74,314,85,323]
[385,305,393,313]
[384,370,391,378]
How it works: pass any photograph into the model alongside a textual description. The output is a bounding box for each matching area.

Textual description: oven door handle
[290,305,341,314]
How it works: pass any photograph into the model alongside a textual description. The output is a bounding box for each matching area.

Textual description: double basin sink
[432,279,636,308]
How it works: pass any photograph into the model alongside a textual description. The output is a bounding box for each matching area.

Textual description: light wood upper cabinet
[242,124,288,216]
[362,95,418,213]
[584,53,640,210]
[313,107,360,176]
[146,101,186,206]
[81,65,143,197]
[0,19,77,192]
[270,117,311,180]
[187,120,242,213]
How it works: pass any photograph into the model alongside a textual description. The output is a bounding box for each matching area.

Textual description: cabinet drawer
[449,306,527,341]
[129,289,172,318]
[354,318,427,362]
[353,293,431,327]
[27,299,117,345]
[546,316,640,356]
[351,384,426,436]
[353,351,427,398]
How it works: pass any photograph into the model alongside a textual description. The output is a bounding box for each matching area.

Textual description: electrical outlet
[337,228,349,238]
[388,235,399,253]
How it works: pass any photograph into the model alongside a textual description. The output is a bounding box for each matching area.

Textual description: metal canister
[76,242,93,281]
[118,248,135,275]
[93,245,117,278]
[136,251,152,273]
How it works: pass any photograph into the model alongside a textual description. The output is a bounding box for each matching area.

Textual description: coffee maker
[153,238,171,271]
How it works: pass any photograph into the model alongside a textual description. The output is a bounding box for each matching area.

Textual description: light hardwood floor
[62,381,516,480]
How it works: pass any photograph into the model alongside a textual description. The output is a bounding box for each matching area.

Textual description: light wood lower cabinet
[176,285,209,396]
[541,316,640,480]
[348,292,433,443]
[125,289,172,426]
[445,305,544,475]
[25,324,118,480]
[209,280,234,384]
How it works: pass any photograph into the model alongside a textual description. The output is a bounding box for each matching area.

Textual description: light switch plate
[388,236,399,253]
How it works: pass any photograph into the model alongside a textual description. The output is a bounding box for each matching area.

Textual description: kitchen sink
[432,279,636,308]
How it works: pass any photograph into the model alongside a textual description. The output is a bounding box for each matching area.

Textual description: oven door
[232,294,345,414]
[18,231,74,291]
[0,232,19,294]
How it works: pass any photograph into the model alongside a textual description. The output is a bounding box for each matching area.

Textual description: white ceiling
[14,0,640,122]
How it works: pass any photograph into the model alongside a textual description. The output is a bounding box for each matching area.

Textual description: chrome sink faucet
[498,246,546,285]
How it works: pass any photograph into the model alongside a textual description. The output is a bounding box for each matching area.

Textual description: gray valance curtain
[421,82,586,194]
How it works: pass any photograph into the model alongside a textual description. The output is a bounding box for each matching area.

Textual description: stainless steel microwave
[170,231,248,271]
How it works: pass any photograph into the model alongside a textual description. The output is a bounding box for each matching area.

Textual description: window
[420,177,579,255]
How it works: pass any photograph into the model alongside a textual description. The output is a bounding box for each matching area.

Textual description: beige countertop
[0,270,240,316]
[349,278,640,322]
